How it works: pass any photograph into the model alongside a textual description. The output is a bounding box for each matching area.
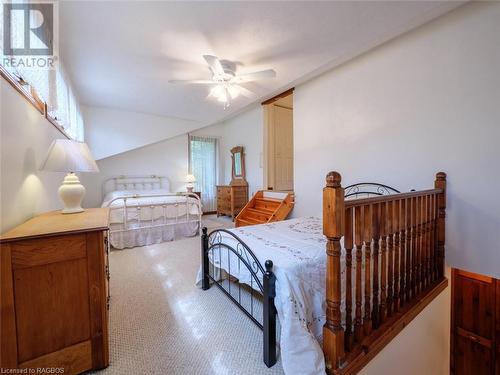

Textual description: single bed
[198,173,448,375]
[101,175,202,249]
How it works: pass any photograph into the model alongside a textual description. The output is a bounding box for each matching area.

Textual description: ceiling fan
[169,55,276,108]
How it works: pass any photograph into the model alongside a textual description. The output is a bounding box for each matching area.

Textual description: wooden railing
[323,172,448,374]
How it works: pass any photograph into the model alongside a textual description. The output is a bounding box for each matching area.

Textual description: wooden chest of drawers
[217,185,248,220]
[0,208,110,374]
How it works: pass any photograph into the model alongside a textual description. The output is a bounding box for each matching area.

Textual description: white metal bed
[101,175,202,249]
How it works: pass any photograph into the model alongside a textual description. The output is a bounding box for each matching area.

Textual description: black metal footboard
[201,227,277,368]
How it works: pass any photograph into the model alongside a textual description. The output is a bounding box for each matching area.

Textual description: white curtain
[189,135,217,212]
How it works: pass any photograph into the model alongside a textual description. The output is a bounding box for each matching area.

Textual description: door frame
[262,88,294,191]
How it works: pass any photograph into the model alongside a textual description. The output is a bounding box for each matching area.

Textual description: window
[189,135,218,212]
[0,5,84,141]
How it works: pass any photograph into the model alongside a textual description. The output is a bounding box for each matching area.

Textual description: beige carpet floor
[94,215,284,375]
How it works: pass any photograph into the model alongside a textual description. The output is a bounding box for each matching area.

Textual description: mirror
[230,146,247,186]
[234,152,242,176]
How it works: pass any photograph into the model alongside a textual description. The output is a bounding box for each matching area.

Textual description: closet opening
[262,88,294,192]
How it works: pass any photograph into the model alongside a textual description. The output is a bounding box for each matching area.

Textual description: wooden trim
[456,327,492,349]
[0,65,44,114]
[1,208,111,243]
[345,189,442,208]
[273,103,292,110]
[261,88,294,105]
[456,268,493,283]
[86,231,109,368]
[338,278,448,375]
[45,104,72,139]
[0,243,18,369]
[0,65,70,139]
[19,340,92,373]
[11,234,87,270]
[323,172,346,370]
[263,103,274,190]
[262,91,293,190]
[450,268,456,374]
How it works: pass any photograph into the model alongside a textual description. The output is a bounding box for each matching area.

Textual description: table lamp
[41,139,99,213]
[186,174,196,193]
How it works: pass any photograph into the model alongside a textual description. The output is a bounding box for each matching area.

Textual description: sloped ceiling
[60,1,464,129]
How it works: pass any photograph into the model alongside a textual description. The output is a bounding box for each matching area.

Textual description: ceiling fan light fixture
[170,55,273,108]
[227,85,239,99]
[211,84,240,103]
[210,85,225,98]
[217,92,228,103]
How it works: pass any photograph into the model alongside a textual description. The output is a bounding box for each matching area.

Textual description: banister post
[323,171,345,372]
[434,172,446,279]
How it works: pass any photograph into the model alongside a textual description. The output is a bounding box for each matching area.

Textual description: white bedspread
[102,190,201,224]
[197,217,352,375]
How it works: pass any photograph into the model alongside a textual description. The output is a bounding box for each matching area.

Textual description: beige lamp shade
[186,174,196,183]
[41,139,99,173]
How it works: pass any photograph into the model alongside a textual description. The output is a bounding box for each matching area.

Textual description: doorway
[263,89,294,191]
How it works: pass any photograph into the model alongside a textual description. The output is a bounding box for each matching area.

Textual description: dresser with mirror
[217,146,249,220]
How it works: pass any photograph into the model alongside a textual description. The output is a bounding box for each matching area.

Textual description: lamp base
[59,172,86,214]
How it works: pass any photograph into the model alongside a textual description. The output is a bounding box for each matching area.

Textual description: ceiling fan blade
[235,85,256,99]
[233,69,276,83]
[168,79,214,84]
[203,55,225,76]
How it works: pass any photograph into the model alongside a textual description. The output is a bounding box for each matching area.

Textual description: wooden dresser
[451,268,499,375]
[216,185,248,220]
[0,208,110,374]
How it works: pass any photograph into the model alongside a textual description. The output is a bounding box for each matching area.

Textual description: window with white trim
[0,5,84,141]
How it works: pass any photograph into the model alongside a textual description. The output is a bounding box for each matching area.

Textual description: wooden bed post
[201,227,210,290]
[435,172,447,279]
[323,171,345,372]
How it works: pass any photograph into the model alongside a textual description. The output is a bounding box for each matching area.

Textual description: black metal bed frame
[344,182,400,198]
[200,182,399,369]
[201,227,277,368]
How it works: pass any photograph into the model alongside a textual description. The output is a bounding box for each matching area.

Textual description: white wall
[83,105,202,160]
[219,105,264,197]
[82,105,264,208]
[360,269,451,375]
[81,133,191,208]
[293,2,500,279]
[0,79,66,232]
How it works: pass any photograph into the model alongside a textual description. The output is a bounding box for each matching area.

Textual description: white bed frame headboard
[102,175,171,197]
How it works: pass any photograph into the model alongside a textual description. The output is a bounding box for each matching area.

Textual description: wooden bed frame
[201,171,448,373]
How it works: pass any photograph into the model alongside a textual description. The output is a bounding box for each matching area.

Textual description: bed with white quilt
[197,217,331,374]
[101,176,202,249]
[198,181,404,375]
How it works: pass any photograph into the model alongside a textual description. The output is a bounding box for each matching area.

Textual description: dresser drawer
[217,187,231,198]
[216,185,248,218]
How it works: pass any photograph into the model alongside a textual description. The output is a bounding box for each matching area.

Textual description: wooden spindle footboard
[323,172,449,374]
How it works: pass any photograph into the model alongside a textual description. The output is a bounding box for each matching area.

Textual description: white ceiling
[60,1,464,126]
